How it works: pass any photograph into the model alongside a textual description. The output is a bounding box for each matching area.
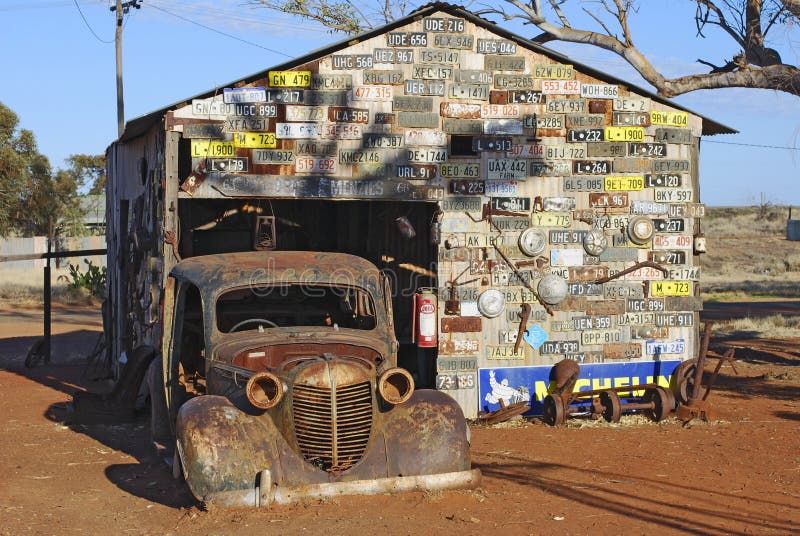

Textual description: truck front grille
[292,381,373,472]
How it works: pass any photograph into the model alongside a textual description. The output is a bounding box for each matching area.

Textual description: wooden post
[44,216,53,364]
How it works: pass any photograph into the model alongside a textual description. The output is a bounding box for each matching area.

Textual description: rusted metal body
[164,251,477,504]
[542,359,675,426]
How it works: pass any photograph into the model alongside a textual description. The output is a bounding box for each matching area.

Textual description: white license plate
[655,189,694,202]
[581,83,619,99]
[405,129,447,146]
[653,234,693,250]
[295,156,337,174]
[480,104,521,118]
[352,85,393,101]
[545,144,587,160]
[646,339,685,355]
[276,122,321,139]
[541,80,581,94]
[581,330,623,345]
[285,105,326,121]
[407,148,447,163]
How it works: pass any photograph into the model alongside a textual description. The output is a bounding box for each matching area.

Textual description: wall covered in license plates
[168,5,714,418]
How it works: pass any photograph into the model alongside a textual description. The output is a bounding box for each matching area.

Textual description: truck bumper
[204,468,482,508]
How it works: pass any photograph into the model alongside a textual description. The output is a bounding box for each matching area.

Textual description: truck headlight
[378,368,414,405]
[246,371,284,409]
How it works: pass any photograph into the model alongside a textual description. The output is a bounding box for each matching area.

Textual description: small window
[450,135,477,157]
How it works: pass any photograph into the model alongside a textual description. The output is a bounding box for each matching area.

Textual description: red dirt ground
[1,305,798,535]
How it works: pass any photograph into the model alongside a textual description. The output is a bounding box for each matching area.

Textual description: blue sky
[1,0,798,206]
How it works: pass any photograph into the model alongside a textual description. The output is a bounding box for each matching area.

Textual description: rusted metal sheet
[589,192,629,209]
[603,343,643,359]
[664,296,704,311]
[440,102,481,118]
[569,266,609,281]
[585,299,626,315]
[441,317,482,333]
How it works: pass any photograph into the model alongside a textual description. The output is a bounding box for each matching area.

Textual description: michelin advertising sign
[479,360,681,415]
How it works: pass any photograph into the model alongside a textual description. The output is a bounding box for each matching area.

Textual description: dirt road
[1,306,798,535]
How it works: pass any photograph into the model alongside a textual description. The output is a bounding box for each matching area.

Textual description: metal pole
[44,216,53,365]
[115,0,124,137]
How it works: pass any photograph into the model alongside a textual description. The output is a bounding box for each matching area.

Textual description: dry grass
[0,284,98,307]
[712,314,800,339]
[702,206,800,299]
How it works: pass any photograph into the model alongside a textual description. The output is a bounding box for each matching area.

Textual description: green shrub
[58,259,106,298]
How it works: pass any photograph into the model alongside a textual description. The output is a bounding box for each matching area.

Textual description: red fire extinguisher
[412,288,438,348]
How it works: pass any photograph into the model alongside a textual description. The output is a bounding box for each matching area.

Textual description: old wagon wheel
[670,359,706,404]
[644,387,675,422]
[599,390,621,423]
[542,394,566,426]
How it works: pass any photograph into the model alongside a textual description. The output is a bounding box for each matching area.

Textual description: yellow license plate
[604,175,645,191]
[605,126,644,141]
[530,212,572,227]
[190,141,235,158]
[650,110,689,127]
[649,281,692,297]
[486,346,526,360]
[232,132,277,148]
[268,70,311,87]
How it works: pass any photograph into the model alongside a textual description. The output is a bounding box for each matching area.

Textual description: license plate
[567,129,604,143]
[568,282,602,295]
[650,250,688,264]
[484,120,523,135]
[439,339,480,355]
[531,212,572,227]
[543,197,576,211]
[533,64,574,79]
[432,34,473,50]
[449,84,490,100]
[405,129,447,146]
[589,192,629,208]
[627,298,665,312]
[546,99,586,113]
[285,105,325,122]
[646,339,686,355]
[605,126,645,141]
[207,157,248,172]
[545,144,587,159]
[604,282,644,299]
[524,114,564,129]
[363,134,403,148]
[436,374,457,390]
[650,110,689,127]
[252,150,294,164]
[564,176,604,191]
[653,218,686,233]
[604,176,644,191]
[653,234,693,250]
[489,197,529,212]
[618,312,655,326]
[530,161,572,176]
[268,70,311,87]
[573,160,611,175]
[487,158,528,180]
[550,230,587,244]
[573,315,613,330]
[582,330,623,345]
[655,313,694,327]
[646,174,682,188]
[352,85,394,101]
[621,266,665,280]
[540,340,580,355]
[612,112,650,126]
[485,181,520,195]
[569,266,608,281]
[581,83,619,99]
[629,142,667,157]
[276,122,321,139]
[328,107,369,123]
[440,102,481,118]
[612,97,649,112]
[405,80,446,96]
[507,143,544,158]
[190,141,235,158]
[295,156,337,174]
[407,148,447,163]
[439,162,480,178]
[593,215,630,230]
[541,80,581,94]
[649,281,692,297]
[652,160,691,173]
[486,346,526,359]
[448,180,484,195]
[668,266,701,280]
[551,249,584,267]
[223,87,267,103]
[481,104,521,118]
[339,149,384,164]
[232,132,277,148]
[655,189,694,203]
[265,89,304,104]
[669,203,706,218]
[473,136,513,151]
[436,357,478,372]
[509,90,544,104]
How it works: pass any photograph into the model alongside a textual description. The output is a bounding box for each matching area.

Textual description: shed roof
[119,2,736,142]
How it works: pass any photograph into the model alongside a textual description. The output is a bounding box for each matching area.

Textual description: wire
[72,0,113,43]
[701,139,800,151]
[146,2,293,57]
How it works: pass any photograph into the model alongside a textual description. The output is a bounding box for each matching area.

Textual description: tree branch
[661,63,800,96]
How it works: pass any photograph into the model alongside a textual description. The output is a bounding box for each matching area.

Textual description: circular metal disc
[537,274,568,305]
[583,229,608,256]
[477,289,506,318]
[628,216,655,245]
[600,390,622,423]
[542,395,566,426]
[519,227,547,257]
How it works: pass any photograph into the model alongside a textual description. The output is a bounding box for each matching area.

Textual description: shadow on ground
[0,329,197,509]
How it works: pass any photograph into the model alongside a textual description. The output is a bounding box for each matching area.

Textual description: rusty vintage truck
[154,250,479,506]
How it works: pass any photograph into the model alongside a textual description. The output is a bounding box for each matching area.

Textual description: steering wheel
[229,318,279,332]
